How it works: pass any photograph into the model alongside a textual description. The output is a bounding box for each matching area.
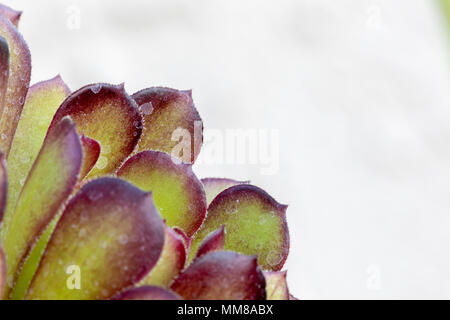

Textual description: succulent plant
[0,4,293,300]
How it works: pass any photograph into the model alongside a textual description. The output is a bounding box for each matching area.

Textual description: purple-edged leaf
[193,226,225,261]
[0,4,21,27]
[173,227,192,255]
[132,87,203,163]
[141,225,186,288]
[201,178,249,205]
[0,14,31,156]
[264,271,289,300]
[80,134,101,180]
[1,117,82,295]
[50,83,142,177]
[5,76,71,230]
[117,150,207,237]
[190,185,289,271]
[171,251,266,300]
[114,286,181,300]
[26,177,165,300]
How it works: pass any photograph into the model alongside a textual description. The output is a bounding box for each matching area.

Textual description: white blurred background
[3,0,450,299]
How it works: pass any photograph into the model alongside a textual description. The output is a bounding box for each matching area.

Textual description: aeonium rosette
[0,4,294,300]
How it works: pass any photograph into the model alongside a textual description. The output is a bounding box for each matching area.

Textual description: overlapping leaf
[1,117,82,295]
[26,177,165,300]
[171,251,266,300]
[80,135,101,179]
[5,76,71,228]
[117,150,206,237]
[50,83,142,177]
[193,226,225,260]
[141,224,186,288]
[190,185,289,271]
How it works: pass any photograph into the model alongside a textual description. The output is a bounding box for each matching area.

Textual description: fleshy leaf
[193,226,225,261]
[26,177,165,300]
[0,14,31,156]
[80,135,101,179]
[0,241,5,299]
[0,35,8,125]
[0,152,6,222]
[171,251,266,300]
[1,117,82,295]
[264,271,289,300]
[0,4,21,27]
[117,150,206,237]
[9,218,56,300]
[190,185,289,271]
[113,286,181,300]
[201,178,249,205]
[141,225,186,288]
[132,87,203,163]
[173,227,192,256]
[4,76,71,229]
[50,83,142,177]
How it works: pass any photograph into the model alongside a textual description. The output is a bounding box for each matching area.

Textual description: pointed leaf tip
[193,225,225,261]
[171,251,266,300]
[117,150,206,237]
[0,4,22,27]
[191,184,289,271]
[26,177,165,300]
[132,87,203,163]
[264,271,290,300]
